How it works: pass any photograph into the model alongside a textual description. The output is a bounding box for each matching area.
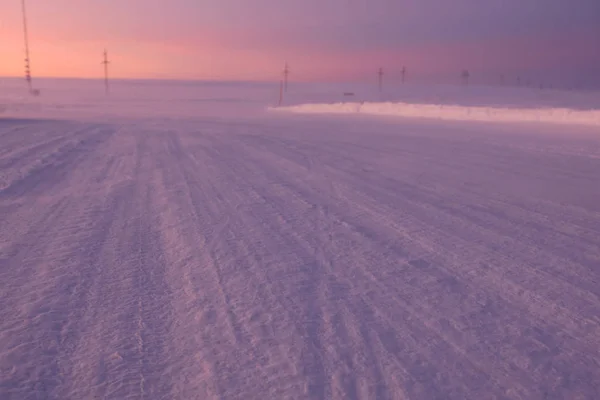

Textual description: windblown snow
[274,101,600,126]
[272,81,600,126]
[1,78,600,399]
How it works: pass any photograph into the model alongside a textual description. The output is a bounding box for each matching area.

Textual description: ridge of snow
[272,101,600,126]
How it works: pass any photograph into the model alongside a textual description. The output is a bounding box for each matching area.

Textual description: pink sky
[1,0,599,86]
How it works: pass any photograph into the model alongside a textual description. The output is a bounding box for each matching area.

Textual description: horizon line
[1,75,599,92]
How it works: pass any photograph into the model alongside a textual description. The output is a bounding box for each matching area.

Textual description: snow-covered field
[1,78,600,399]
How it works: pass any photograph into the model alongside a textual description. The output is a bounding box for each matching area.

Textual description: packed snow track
[1,115,599,400]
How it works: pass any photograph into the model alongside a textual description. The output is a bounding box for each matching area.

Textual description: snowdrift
[273,101,600,126]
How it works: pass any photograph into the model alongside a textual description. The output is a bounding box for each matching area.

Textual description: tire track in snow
[237,134,500,398]
[0,127,176,400]
[0,126,113,198]
[193,134,364,399]
[109,132,174,400]
[150,133,235,399]
[216,123,600,399]
[0,131,137,399]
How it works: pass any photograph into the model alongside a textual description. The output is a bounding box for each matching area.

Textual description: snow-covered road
[1,114,600,399]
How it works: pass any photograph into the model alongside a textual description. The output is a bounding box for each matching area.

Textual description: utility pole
[283,62,290,92]
[278,79,284,106]
[21,0,33,94]
[102,49,110,94]
[401,66,406,84]
[378,67,383,92]
[461,69,470,86]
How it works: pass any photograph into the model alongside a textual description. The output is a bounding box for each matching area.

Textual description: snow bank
[272,101,600,126]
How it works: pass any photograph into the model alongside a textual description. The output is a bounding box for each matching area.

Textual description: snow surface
[1,78,600,399]
[274,101,600,126]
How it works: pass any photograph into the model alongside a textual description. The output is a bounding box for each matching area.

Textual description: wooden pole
[283,63,290,92]
[278,79,284,106]
[102,49,110,94]
[21,0,32,94]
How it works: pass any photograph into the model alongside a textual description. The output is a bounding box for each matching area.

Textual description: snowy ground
[1,79,600,399]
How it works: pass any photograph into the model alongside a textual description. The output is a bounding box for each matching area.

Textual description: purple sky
[2,0,599,85]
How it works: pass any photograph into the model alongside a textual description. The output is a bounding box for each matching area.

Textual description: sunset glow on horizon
[1,0,599,86]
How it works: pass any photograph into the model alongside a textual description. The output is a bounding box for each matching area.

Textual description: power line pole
[461,69,470,86]
[401,66,406,84]
[102,49,110,94]
[378,67,384,92]
[21,0,33,94]
[283,62,290,92]
[278,79,284,106]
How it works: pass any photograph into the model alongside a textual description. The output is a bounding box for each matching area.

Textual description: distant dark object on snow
[343,92,355,97]
[461,69,470,86]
